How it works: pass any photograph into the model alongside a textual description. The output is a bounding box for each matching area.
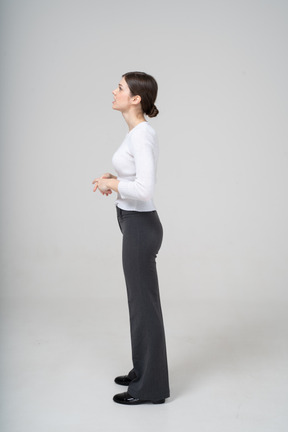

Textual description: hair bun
[148,104,159,118]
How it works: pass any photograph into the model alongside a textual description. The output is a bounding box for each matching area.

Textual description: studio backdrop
[0,0,287,304]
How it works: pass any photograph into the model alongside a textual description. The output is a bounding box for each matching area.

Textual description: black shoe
[113,392,165,405]
[114,375,132,386]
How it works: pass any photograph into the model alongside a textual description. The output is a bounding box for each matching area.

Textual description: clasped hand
[92,173,114,196]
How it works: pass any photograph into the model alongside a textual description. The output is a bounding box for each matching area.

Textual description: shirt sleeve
[118,128,157,202]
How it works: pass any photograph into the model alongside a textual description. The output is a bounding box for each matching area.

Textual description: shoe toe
[113,392,165,405]
[114,375,132,386]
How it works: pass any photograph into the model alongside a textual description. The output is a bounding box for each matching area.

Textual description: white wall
[1,0,287,302]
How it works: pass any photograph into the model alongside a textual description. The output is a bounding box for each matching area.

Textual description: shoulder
[129,122,157,145]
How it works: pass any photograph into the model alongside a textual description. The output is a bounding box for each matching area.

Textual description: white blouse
[112,121,158,212]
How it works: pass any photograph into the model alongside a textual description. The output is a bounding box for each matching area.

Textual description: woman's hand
[92,176,120,195]
[92,172,118,195]
[92,178,112,195]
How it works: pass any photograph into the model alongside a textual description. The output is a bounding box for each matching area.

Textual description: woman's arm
[117,131,157,201]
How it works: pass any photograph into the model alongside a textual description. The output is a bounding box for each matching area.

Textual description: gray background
[1,0,287,303]
[0,1,288,431]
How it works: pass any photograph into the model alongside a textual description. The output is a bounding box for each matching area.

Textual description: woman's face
[112,77,134,112]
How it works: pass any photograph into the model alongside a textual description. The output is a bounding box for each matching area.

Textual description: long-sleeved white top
[112,121,158,211]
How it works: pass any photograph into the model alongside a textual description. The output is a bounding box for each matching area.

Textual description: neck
[122,111,146,131]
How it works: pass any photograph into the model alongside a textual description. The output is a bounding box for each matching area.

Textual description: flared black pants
[116,206,170,401]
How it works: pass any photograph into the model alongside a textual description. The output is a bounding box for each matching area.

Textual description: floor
[0,296,287,432]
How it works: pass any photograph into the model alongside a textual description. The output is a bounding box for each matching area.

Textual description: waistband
[116,206,156,216]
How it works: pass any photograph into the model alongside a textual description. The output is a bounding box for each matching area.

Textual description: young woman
[92,72,170,405]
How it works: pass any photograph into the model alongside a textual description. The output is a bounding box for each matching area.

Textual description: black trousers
[116,206,170,401]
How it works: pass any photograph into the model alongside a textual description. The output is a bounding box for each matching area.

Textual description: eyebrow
[118,83,123,88]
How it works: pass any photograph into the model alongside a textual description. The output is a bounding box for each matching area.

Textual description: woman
[92,72,170,405]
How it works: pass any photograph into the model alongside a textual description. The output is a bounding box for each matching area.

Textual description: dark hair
[122,71,159,118]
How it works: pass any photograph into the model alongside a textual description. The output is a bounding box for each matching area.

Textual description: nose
[112,88,117,96]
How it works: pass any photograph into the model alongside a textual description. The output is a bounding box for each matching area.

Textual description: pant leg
[117,207,170,401]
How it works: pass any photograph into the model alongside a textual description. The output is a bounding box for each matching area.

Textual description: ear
[131,95,141,106]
